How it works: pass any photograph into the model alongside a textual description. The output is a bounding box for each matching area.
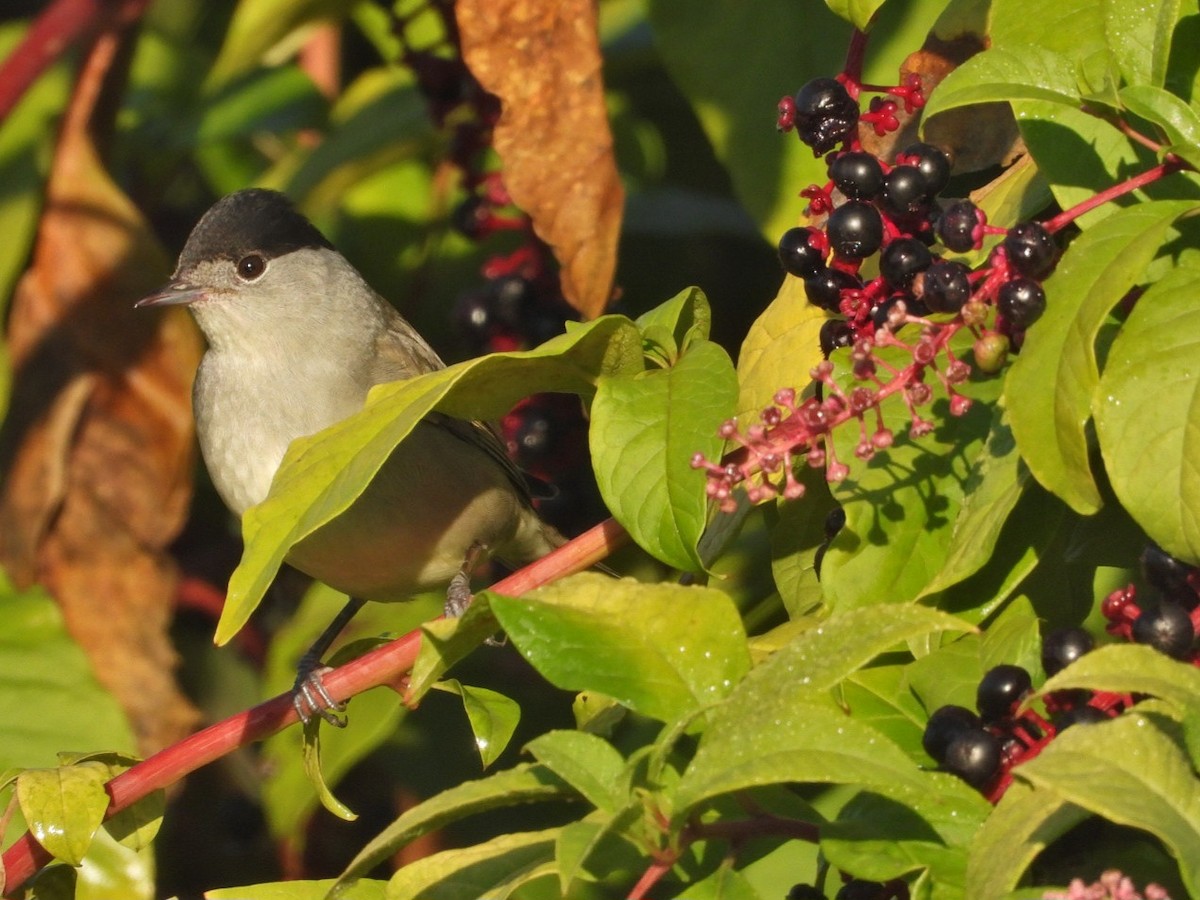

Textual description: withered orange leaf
[457,0,624,320]
[0,27,202,753]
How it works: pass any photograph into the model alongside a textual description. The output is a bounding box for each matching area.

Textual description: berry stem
[1042,157,1191,233]
[841,29,869,89]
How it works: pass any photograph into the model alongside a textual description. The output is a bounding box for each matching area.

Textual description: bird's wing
[371,306,536,505]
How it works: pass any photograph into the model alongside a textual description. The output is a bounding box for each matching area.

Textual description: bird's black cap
[178,189,333,270]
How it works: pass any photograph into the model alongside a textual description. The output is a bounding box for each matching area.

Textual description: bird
[137,188,564,724]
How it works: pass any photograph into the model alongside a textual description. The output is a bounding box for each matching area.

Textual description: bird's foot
[293,661,348,727]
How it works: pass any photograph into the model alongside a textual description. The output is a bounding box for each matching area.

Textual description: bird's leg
[445,541,488,618]
[293,595,367,727]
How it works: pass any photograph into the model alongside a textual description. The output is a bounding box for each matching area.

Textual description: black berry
[919,260,972,313]
[788,885,828,900]
[880,165,929,217]
[943,728,1002,788]
[793,77,859,155]
[1004,222,1057,278]
[490,275,536,328]
[1132,601,1196,659]
[1041,627,1094,677]
[977,664,1032,723]
[879,237,933,288]
[778,227,827,278]
[819,319,854,356]
[923,704,980,764]
[870,295,908,329]
[1141,543,1198,607]
[828,151,884,200]
[997,278,1047,329]
[1052,705,1108,731]
[902,142,952,198]
[936,200,984,253]
[835,881,887,900]
[824,505,846,538]
[826,201,883,259]
[805,268,862,312]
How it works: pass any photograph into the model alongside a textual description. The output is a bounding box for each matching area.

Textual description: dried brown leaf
[457,0,623,319]
[0,28,202,752]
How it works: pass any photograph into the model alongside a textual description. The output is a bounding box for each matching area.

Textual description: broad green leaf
[218,316,641,644]
[1105,0,1184,88]
[209,879,387,900]
[678,863,765,899]
[432,681,520,769]
[821,340,1004,609]
[979,595,1043,678]
[965,780,1090,900]
[186,66,326,146]
[824,0,891,30]
[17,764,109,866]
[524,731,626,813]
[736,275,827,422]
[1120,84,1200,170]
[408,598,499,703]
[674,698,989,837]
[384,827,558,900]
[205,0,351,90]
[742,605,973,701]
[991,0,1108,61]
[635,286,712,361]
[555,812,645,895]
[768,469,839,618]
[921,47,1082,123]
[906,636,984,716]
[839,666,929,760]
[488,574,750,724]
[56,753,164,854]
[1096,265,1200,563]
[821,792,968,889]
[1015,710,1200,896]
[1036,644,1200,713]
[1005,200,1199,514]
[591,339,738,571]
[917,403,1027,599]
[646,0,948,241]
[333,764,571,891]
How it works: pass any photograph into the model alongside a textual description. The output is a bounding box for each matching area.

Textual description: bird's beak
[135,281,206,309]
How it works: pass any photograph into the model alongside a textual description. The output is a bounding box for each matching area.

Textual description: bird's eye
[236,254,266,281]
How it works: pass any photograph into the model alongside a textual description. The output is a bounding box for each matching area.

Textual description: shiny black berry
[819,319,854,356]
[903,142,952,198]
[828,151,884,200]
[1141,543,1198,607]
[824,505,847,538]
[793,77,860,154]
[490,275,536,328]
[835,881,887,900]
[919,260,972,313]
[943,728,1002,788]
[936,200,984,252]
[923,704,980,764]
[1004,222,1057,278]
[826,201,883,259]
[1052,705,1108,731]
[977,664,1033,724]
[806,267,862,311]
[787,885,828,900]
[880,165,929,217]
[880,237,933,288]
[778,227,827,278]
[997,278,1047,329]
[871,295,909,329]
[1132,601,1196,659]
[1041,627,1094,677]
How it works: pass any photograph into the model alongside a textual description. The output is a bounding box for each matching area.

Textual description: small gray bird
[138,189,563,722]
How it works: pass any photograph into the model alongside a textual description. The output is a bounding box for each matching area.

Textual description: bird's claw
[293,664,348,727]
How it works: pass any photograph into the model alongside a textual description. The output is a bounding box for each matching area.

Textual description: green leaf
[906,636,983,716]
[824,0,891,30]
[523,730,626,813]
[333,764,571,892]
[678,863,765,899]
[1005,200,1200,514]
[990,0,1108,58]
[217,316,641,644]
[921,47,1082,123]
[432,681,520,769]
[591,338,737,571]
[301,717,357,823]
[1015,710,1200,896]
[1120,84,1200,170]
[384,827,558,900]
[838,666,929,760]
[17,763,109,866]
[208,879,387,900]
[979,595,1043,678]
[205,0,351,90]
[965,779,1089,900]
[408,598,500,703]
[1105,0,1184,89]
[768,470,839,618]
[674,698,989,837]
[635,286,712,361]
[1096,264,1200,566]
[736,275,828,422]
[1036,644,1200,713]
[916,403,1027,599]
[488,574,751,724]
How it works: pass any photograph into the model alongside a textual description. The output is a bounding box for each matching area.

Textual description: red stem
[1042,157,1190,233]
[0,518,630,897]
[0,0,105,122]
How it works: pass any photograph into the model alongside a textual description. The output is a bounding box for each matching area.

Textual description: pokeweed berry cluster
[693,71,1063,510]
[923,544,1199,803]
